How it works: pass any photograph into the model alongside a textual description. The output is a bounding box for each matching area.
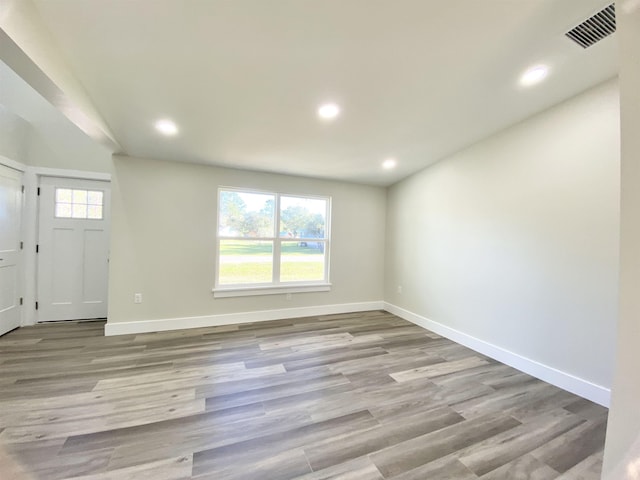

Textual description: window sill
[212,283,331,298]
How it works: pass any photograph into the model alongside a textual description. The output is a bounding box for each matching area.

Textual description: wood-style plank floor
[0,311,607,480]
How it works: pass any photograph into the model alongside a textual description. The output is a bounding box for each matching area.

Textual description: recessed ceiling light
[155,119,178,135]
[317,103,340,120]
[519,65,549,87]
[382,158,397,170]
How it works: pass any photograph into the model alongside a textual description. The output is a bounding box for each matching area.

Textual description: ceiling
[12,0,620,185]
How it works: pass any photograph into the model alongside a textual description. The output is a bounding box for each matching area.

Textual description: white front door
[0,164,23,336]
[37,177,111,321]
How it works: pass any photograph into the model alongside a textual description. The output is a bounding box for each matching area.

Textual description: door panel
[0,266,18,310]
[0,164,23,336]
[37,177,110,321]
[82,229,108,302]
[52,228,74,304]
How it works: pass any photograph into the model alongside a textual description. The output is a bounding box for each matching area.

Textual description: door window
[55,188,104,219]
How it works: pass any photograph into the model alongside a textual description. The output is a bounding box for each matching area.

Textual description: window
[55,188,104,219]
[215,188,331,296]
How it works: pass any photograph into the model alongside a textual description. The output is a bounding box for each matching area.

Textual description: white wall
[107,155,386,330]
[24,124,112,173]
[0,106,28,161]
[385,79,619,403]
[602,1,640,477]
[0,60,112,173]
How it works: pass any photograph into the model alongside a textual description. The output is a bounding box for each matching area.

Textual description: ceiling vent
[565,3,616,48]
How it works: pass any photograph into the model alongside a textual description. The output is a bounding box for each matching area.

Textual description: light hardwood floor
[0,311,607,479]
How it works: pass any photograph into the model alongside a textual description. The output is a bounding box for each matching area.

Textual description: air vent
[565,3,616,49]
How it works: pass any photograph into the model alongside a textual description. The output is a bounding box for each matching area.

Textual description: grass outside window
[219,240,325,285]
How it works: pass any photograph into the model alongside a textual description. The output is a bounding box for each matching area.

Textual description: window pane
[280,196,326,239]
[72,203,87,218]
[219,191,275,238]
[56,188,72,203]
[87,190,104,205]
[218,240,273,285]
[72,189,88,204]
[87,205,103,219]
[55,203,72,218]
[280,241,325,282]
[55,188,105,220]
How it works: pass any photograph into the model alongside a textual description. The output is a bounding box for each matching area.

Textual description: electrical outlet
[134,293,143,304]
[286,293,292,300]
[397,285,402,294]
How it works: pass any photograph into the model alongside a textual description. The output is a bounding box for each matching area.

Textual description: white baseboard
[384,302,611,407]
[105,301,385,336]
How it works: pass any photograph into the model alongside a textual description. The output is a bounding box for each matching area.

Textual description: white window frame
[213,187,332,298]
